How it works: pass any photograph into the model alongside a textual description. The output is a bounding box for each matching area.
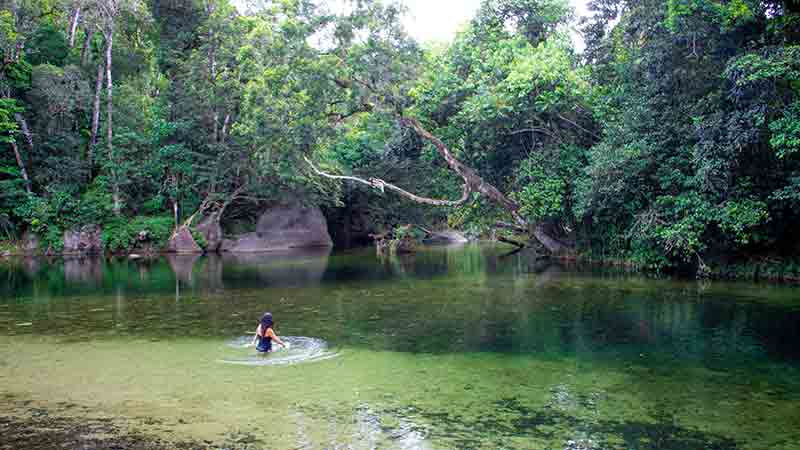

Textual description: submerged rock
[222,203,332,252]
[423,230,469,245]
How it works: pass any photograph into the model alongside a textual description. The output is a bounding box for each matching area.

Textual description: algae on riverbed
[1,246,799,449]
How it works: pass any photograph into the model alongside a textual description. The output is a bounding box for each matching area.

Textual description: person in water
[251,312,288,353]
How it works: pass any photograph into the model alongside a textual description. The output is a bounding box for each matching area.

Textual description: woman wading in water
[251,312,288,353]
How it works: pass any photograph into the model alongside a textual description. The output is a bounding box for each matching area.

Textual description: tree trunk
[10,141,32,194]
[306,116,572,254]
[80,25,94,66]
[498,235,525,248]
[68,6,81,47]
[399,117,524,219]
[173,200,180,230]
[105,32,113,156]
[88,59,104,165]
[14,113,34,153]
[213,111,219,143]
[399,117,570,253]
[533,224,569,254]
[220,113,230,144]
[105,31,121,215]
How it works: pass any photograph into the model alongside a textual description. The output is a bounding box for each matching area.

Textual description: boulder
[167,226,202,254]
[423,230,469,245]
[21,232,39,255]
[63,225,103,255]
[222,203,332,252]
[196,214,223,252]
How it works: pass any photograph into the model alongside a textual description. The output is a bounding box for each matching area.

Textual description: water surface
[1,246,799,449]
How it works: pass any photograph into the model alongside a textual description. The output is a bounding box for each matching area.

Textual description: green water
[1,245,799,449]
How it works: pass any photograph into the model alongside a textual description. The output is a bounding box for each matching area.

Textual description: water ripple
[220,336,339,366]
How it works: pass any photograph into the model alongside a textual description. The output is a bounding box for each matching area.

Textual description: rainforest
[2,0,800,277]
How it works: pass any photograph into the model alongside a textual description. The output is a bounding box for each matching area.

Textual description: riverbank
[555,252,800,284]
[4,235,800,284]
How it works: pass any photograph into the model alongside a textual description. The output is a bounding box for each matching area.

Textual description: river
[1,245,799,449]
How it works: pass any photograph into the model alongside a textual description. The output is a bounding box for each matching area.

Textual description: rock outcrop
[222,203,332,252]
[167,226,202,254]
[63,225,103,255]
[196,214,223,252]
[21,232,39,255]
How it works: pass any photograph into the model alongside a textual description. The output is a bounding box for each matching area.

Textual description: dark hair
[260,312,274,331]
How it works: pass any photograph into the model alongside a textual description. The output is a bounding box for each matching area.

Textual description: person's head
[260,312,274,330]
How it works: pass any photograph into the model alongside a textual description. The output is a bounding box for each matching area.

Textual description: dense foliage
[1,0,798,274]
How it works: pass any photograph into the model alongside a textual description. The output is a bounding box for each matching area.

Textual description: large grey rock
[63,225,103,255]
[223,204,332,252]
[21,231,39,255]
[167,226,202,254]
[196,214,223,252]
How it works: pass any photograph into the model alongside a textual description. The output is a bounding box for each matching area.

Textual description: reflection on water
[1,245,800,449]
[1,246,800,362]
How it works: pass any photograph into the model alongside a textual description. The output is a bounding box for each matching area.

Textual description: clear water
[1,245,799,449]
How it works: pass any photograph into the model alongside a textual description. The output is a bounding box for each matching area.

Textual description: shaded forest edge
[2,0,800,280]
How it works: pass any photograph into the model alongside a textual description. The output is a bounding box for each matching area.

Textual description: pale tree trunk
[10,141,32,194]
[220,113,230,144]
[213,111,219,143]
[399,118,571,253]
[14,113,34,153]
[80,25,94,66]
[88,59,104,165]
[105,30,121,215]
[68,6,81,47]
[105,32,113,156]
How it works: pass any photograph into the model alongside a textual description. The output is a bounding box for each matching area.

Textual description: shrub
[102,216,173,252]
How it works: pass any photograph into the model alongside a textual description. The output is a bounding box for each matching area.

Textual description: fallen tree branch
[496,221,528,234]
[498,236,526,248]
[304,115,572,255]
[399,117,532,229]
[557,113,599,139]
[412,224,433,235]
[303,156,471,207]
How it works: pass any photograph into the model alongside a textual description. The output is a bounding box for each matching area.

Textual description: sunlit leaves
[770,101,800,159]
[511,154,566,221]
[0,98,21,144]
